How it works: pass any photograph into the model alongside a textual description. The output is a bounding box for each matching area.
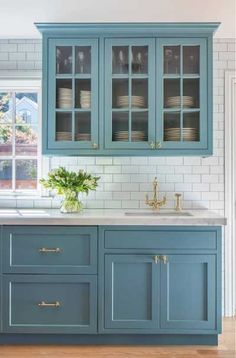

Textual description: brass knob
[160,255,168,264]
[149,141,155,149]
[92,142,98,149]
[153,255,160,264]
[156,141,162,149]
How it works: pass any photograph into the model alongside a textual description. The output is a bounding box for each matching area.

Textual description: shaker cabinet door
[160,255,216,330]
[104,254,160,330]
[104,38,156,151]
[156,38,210,154]
[46,38,99,152]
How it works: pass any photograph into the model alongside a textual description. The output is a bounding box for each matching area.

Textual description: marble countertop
[0,208,226,226]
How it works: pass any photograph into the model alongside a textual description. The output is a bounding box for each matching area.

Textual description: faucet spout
[145,177,167,211]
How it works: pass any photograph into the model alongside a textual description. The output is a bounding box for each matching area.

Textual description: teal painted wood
[0,275,2,333]
[104,227,217,250]
[2,226,97,274]
[156,38,210,154]
[47,38,99,152]
[0,333,219,345]
[104,254,159,329]
[37,22,219,156]
[104,38,156,150]
[3,274,97,334]
[99,225,222,335]
[160,254,216,330]
[35,22,220,36]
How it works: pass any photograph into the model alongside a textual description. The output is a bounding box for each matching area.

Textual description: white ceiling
[0,0,235,38]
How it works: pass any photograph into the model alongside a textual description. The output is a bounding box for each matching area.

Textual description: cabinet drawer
[103,227,218,250]
[3,226,97,274]
[3,275,97,334]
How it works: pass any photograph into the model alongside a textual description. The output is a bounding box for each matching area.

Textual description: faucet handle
[175,193,182,212]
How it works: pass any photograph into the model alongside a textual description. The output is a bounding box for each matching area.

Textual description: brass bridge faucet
[145,177,166,210]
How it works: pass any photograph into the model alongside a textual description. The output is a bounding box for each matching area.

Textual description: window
[0,80,41,193]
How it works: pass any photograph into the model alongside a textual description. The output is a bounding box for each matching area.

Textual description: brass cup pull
[153,255,160,264]
[156,141,162,149]
[38,301,60,308]
[38,247,61,253]
[92,142,98,149]
[149,141,155,149]
[160,255,168,264]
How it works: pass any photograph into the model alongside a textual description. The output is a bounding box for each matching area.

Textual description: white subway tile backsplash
[202,175,219,183]
[192,183,210,192]
[113,192,130,200]
[122,165,139,173]
[121,183,139,192]
[96,157,113,165]
[166,174,183,183]
[104,165,121,174]
[184,175,201,183]
[175,183,192,192]
[122,200,139,209]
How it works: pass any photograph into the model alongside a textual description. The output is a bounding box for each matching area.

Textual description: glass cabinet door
[47,39,98,150]
[105,39,155,150]
[156,38,207,151]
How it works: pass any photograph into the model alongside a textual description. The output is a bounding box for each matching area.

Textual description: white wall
[0,0,235,38]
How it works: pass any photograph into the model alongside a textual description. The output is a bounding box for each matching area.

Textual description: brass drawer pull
[38,247,61,253]
[38,301,60,308]
[152,255,160,264]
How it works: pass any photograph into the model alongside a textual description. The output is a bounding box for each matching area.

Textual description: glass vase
[60,191,83,213]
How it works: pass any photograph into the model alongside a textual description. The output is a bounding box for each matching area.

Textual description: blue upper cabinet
[36,23,219,156]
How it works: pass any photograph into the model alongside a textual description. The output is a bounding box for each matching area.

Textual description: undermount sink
[125,211,193,217]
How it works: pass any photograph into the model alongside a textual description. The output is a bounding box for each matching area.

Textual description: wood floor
[0,318,234,358]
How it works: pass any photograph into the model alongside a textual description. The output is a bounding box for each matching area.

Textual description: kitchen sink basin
[124,211,193,216]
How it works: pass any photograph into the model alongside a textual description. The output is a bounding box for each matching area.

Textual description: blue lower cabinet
[2,226,97,274]
[104,255,160,330]
[160,255,217,331]
[3,275,97,334]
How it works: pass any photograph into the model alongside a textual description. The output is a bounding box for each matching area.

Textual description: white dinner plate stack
[166,96,194,108]
[117,95,145,108]
[56,131,72,141]
[80,90,91,108]
[75,133,91,141]
[57,88,72,109]
[164,127,199,141]
[114,130,147,142]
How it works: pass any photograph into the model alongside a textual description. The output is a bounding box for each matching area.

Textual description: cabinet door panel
[47,38,99,151]
[3,275,97,334]
[160,255,216,330]
[104,255,159,329]
[104,38,156,150]
[156,38,208,153]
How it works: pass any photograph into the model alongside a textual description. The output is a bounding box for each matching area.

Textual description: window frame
[0,79,42,196]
